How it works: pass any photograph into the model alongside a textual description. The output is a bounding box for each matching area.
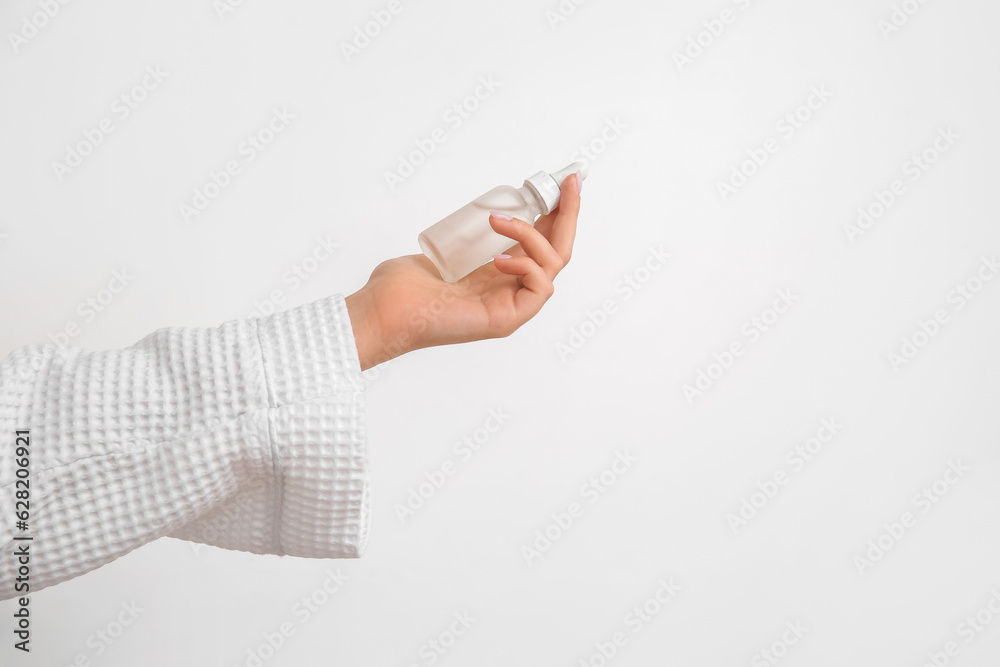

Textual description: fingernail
[576,171,583,194]
[493,254,511,259]
[490,210,512,220]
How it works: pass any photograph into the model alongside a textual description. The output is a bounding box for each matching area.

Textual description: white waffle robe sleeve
[0,294,370,600]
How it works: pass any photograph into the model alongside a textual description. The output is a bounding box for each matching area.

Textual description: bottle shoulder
[471,184,520,203]
[471,184,542,218]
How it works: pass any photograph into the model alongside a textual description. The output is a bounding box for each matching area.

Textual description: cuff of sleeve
[254,294,370,559]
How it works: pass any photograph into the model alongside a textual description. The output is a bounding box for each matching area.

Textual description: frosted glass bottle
[418,161,588,283]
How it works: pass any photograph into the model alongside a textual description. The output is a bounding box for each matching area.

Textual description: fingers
[483,171,582,329]
[546,171,582,265]
[489,213,564,278]
[491,254,554,324]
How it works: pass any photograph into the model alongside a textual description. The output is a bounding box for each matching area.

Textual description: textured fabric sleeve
[0,294,369,601]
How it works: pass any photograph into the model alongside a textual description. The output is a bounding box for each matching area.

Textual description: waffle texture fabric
[0,294,370,600]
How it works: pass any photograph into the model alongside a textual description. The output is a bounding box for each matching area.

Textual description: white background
[2,0,1000,665]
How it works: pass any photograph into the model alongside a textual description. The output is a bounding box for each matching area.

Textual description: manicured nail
[493,254,511,259]
[490,210,512,220]
[576,171,583,194]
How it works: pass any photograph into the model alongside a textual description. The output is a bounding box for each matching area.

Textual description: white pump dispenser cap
[524,160,588,215]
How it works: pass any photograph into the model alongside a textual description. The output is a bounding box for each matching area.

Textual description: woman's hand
[345,171,582,370]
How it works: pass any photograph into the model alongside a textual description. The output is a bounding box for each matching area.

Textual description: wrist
[345,288,399,371]
[344,288,378,371]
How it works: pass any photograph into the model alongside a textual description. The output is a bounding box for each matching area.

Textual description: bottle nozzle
[524,160,590,214]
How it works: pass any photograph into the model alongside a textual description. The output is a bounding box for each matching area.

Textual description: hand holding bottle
[345,171,583,370]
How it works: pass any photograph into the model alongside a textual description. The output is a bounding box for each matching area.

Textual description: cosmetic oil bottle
[418,161,588,283]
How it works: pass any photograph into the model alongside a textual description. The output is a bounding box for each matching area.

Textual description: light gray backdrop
[2,0,999,665]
